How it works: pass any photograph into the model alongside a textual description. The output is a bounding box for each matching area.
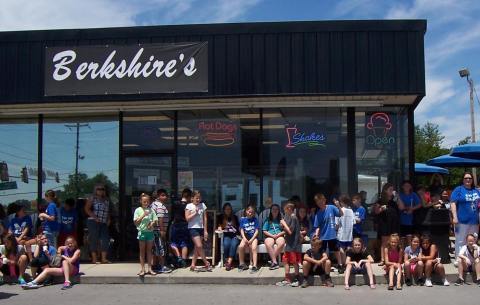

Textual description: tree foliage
[58,172,118,203]
[414,122,449,163]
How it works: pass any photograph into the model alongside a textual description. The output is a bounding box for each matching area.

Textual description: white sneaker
[425,279,433,287]
[443,279,450,286]
[290,280,300,287]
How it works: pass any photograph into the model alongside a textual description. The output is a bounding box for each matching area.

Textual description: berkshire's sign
[44,42,208,96]
[285,125,326,148]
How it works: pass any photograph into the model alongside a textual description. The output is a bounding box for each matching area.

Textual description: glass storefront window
[0,119,38,220]
[123,112,174,151]
[262,108,348,207]
[177,109,260,212]
[42,116,119,208]
[355,107,409,204]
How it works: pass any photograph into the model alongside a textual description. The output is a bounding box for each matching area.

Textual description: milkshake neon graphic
[285,125,326,148]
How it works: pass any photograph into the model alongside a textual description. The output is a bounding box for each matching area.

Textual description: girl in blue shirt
[39,190,59,249]
[238,205,259,273]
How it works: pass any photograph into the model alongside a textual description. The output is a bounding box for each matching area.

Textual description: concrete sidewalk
[77,262,465,286]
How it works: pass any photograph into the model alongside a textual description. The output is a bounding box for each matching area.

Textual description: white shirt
[459,244,479,264]
[185,203,207,229]
[336,207,355,242]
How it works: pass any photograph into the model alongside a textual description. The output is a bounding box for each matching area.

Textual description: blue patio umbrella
[414,163,449,175]
[451,142,480,159]
[426,154,480,167]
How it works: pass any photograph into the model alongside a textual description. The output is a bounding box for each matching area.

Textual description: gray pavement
[1,284,479,305]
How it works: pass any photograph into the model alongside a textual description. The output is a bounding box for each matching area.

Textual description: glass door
[123,154,173,258]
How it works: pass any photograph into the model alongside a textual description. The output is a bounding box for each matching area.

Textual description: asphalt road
[1,284,479,305]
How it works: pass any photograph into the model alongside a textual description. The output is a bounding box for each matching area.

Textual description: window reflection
[262,108,348,206]
[0,119,38,220]
[177,109,260,212]
[123,112,174,151]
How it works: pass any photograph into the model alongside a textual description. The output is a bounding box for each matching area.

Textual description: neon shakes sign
[366,112,395,147]
[198,121,237,147]
[285,126,326,148]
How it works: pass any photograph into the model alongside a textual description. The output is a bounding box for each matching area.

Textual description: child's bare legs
[457,259,466,280]
[250,239,258,267]
[475,259,480,281]
[302,260,312,278]
[138,240,146,274]
[339,247,346,266]
[274,238,285,262]
[61,259,75,283]
[191,236,209,267]
[425,260,434,279]
[264,238,277,264]
[396,265,402,288]
[32,267,63,284]
[284,262,291,282]
[388,265,395,287]
[344,263,352,286]
[365,262,375,286]
[404,262,412,279]
[238,239,247,266]
[380,236,389,263]
[146,241,153,272]
[415,261,424,279]
[18,254,28,279]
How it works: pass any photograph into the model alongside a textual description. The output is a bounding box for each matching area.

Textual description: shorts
[409,263,417,274]
[351,264,367,274]
[282,251,302,264]
[320,239,339,252]
[188,228,204,238]
[307,264,326,276]
[138,231,154,241]
[337,241,352,249]
[170,223,191,249]
[400,225,414,237]
[152,231,165,256]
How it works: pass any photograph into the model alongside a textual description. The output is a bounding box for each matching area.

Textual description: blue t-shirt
[59,208,77,234]
[399,192,421,226]
[450,185,480,225]
[43,202,59,232]
[9,215,33,238]
[313,205,340,241]
[240,216,258,238]
[37,245,57,260]
[352,206,366,235]
[262,218,282,235]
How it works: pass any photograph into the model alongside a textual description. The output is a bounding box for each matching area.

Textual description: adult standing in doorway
[397,181,421,246]
[373,183,400,265]
[84,183,111,264]
[450,172,480,258]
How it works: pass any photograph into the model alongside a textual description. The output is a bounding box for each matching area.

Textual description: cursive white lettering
[52,50,76,81]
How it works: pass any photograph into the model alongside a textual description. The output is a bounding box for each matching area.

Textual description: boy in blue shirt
[352,194,366,239]
[238,205,259,273]
[58,198,78,247]
[39,190,59,249]
[313,193,343,273]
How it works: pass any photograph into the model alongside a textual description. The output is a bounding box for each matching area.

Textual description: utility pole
[459,68,477,185]
[65,123,89,198]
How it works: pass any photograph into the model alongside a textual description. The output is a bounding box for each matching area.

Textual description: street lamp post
[459,68,477,185]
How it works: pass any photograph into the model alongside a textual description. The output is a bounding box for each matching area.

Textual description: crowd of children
[3,173,480,290]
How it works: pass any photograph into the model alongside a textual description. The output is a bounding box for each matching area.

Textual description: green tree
[58,172,118,203]
[414,122,449,162]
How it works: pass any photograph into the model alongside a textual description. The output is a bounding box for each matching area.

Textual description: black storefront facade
[0,20,426,259]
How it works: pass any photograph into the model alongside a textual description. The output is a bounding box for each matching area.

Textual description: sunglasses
[96,188,105,191]
[464,177,473,180]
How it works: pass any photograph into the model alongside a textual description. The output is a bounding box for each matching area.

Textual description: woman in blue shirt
[450,172,480,258]
[262,204,285,270]
[397,181,421,245]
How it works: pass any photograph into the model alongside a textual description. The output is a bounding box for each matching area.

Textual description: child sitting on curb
[301,237,333,288]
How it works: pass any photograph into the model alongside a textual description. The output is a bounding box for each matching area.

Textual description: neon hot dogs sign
[285,125,326,148]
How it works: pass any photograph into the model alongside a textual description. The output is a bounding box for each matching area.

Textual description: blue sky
[1,0,479,147]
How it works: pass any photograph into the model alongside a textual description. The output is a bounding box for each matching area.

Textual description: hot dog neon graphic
[285,125,326,148]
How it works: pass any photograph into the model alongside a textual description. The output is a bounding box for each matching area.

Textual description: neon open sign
[285,125,326,148]
[365,112,395,147]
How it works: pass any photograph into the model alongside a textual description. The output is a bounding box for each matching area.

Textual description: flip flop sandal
[137,271,145,276]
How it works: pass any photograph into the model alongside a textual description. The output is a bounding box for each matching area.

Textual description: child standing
[351,194,366,241]
[170,188,192,268]
[185,190,211,271]
[238,205,259,273]
[384,234,403,290]
[276,202,302,287]
[39,190,59,249]
[344,237,375,290]
[150,189,172,274]
[133,193,158,276]
[301,237,333,288]
[58,198,78,248]
[455,234,479,285]
[313,193,343,273]
[403,235,423,286]
[336,195,355,273]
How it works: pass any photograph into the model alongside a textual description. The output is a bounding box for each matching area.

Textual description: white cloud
[424,114,472,148]
[415,77,457,118]
[0,0,263,31]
